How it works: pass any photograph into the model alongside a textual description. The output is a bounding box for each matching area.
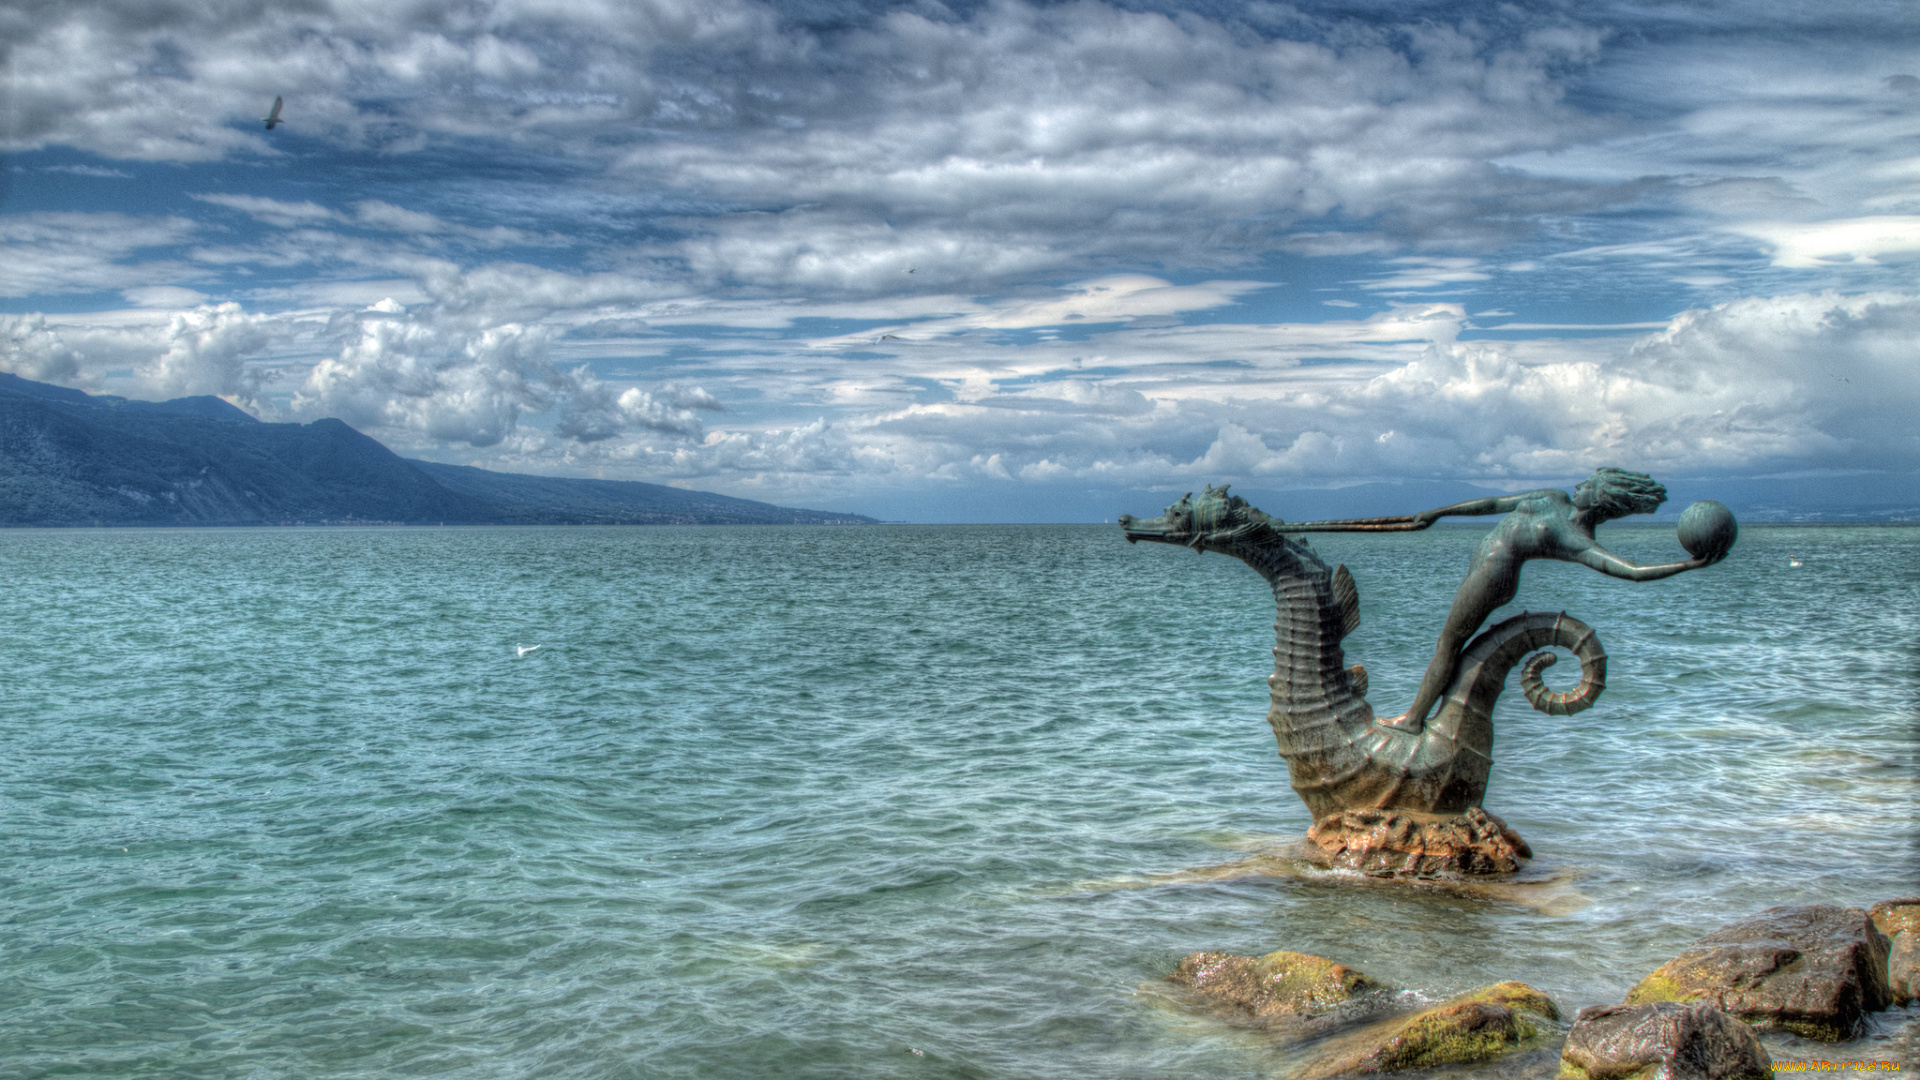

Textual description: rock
[1298,982,1558,1077]
[1870,900,1920,1006]
[1626,905,1892,1041]
[1871,899,1920,940]
[1889,932,1919,1009]
[1170,949,1382,1020]
[1308,806,1531,877]
[1559,1001,1771,1080]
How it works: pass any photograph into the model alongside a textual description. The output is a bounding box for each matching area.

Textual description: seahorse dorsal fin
[1331,564,1361,640]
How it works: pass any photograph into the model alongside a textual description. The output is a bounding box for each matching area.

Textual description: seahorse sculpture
[1119,485,1605,863]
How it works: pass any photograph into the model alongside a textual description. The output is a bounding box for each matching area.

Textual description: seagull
[1788,558,1803,568]
[516,643,541,657]
[261,96,285,130]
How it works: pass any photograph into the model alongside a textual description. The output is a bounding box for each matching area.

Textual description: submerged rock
[1170,949,1383,1021]
[1626,905,1892,1041]
[1869,898,1920,1007]
[1297,981,1559,1077]
[1307,807,1531,877]
[1559,1001,1771,1080]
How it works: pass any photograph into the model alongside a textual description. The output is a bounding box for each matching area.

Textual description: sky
[3,0,1918,520]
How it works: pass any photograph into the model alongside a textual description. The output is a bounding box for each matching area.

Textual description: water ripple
[0,523,1914,1078]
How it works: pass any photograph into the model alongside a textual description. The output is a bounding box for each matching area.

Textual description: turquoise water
[2,523,1915,1078]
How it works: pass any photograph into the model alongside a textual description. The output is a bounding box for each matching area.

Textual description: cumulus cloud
[514,289,1920,496]
[555,371,712,442]
[2,315,87,384]
[291,299,714,448]
[2,302,282,406]
[7,0,1918,506]
[296,306,559,446]
[142,302,279,402]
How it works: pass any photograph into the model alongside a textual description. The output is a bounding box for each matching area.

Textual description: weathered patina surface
[1119,485,1612,826]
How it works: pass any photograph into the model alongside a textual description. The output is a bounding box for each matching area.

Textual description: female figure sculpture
[1383,468,1725,734]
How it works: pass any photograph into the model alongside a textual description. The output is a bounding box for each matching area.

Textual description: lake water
[2,522,1915,1078]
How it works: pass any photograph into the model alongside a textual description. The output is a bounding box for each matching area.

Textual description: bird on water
[516,644,541,657]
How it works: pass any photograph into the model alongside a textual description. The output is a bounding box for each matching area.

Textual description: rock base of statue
[1306,807,1531,877]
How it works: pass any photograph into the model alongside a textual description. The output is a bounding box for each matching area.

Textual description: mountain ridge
[0,373,873,526]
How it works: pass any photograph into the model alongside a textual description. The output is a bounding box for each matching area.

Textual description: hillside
[410,461,871,525]
[0,374,872,527]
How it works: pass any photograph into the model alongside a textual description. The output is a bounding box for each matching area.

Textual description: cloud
[124,286,210,308]
[0,213,200,297]
[35,163,133,178]
[555,371,711,442]
[142,302,280,402]
[1359,257,1492,293]
[190,194,339,228]
[7,1,1918,506]
[295,306,560,446]
[1,302,281,405]
[1734,216,1920,268]
[188,193,565,249]
[8,0,1622,292]
[502,288,1920,496]
[1,315,87,384]
[12,278,1914,502]
[290,298,712,448]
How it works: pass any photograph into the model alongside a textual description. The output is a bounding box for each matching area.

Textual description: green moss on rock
[1171,949,1381,1019]
[1624,905,1890,1042]
[1557,1058,1658,1080]
[1298,982,1558,1077]
[1251,950,1381,1011]
[1454,980,1561,1021]
[1624,970,1693,1006]
[1369,1001,1539,1071]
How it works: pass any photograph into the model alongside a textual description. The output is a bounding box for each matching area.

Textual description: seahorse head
[1119,484,1281,553]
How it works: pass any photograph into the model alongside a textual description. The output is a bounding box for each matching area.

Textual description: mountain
[0,373,872,526]
[409,461,874,525]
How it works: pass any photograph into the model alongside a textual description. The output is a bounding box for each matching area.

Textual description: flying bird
[261,96,285,130]
[516,643,541,657]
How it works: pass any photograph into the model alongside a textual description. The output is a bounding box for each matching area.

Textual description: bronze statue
[1383,468,1725,733]
[1119,472,1733,874]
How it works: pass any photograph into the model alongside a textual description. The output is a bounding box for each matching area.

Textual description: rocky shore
[1165,899,1920,1077]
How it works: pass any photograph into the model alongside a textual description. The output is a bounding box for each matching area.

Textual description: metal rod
[1270,515,1425,533]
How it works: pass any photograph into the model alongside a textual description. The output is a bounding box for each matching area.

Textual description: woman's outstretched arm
[1572,544,1721,581]
[1414,493,1531,523]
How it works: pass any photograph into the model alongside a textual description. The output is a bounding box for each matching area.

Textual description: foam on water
[1,523,1915,1077]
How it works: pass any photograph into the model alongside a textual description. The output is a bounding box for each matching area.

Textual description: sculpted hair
[1585,467,1667,518]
